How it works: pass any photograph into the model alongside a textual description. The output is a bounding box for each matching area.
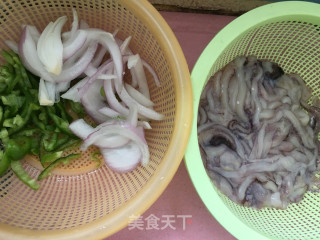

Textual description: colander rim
[0,0,193,239]
[185,1,320,240]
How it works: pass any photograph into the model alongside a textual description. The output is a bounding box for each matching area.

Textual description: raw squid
[198,56,320,209]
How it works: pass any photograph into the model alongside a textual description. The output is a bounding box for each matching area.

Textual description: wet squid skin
[198,56,320,209]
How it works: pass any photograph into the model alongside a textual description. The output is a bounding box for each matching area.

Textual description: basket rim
[0,0,192,239]
[185,1,320,240]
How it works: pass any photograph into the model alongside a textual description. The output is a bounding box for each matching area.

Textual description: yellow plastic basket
[185,1,320,240]
[0,1,192,239]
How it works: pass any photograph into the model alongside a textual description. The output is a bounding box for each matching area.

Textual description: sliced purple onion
[27,25,41,42]
[61,77,88,102]
[85,29,123,87]
[69,118,94,139]
[62,8,79,42]
[99,106,121,118]
[125,83,154,108]
[80,78,110,123]
[79,59,113,95]
[119,36,133,55]
[52,41,98,82]
[91,44,108,68]
[118,86,164,121]
[104,78,129,116]
[19,26,53,81]
[38,78,54,106]
[128,54,150,99]
[63,30,87,60]
[127,103,138,127]
[81,121,149,165]
[101,141,141,172]
[141,59,161,87]
[37,16,67,75]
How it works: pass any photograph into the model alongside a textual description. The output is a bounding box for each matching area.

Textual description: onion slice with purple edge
[62,8,79,42]
[125,83,154,108]
[80,121,149,166]
[37,16,67,75]
[80,78,110,124]
[85,29,123,88]
[118,85,164,120]
[51,41,98,83]
[128,54,150,99]
[69,119,94,139]
[98,107,121,118]
[69,119,129,149]
[19,26,53,81]
[63,30,87,60]
[100,141,142,172]
[60,77,88,102]
[103,78,130,116]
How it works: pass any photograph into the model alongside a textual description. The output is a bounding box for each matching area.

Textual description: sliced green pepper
[0,151,10,176]
[54,137,81,152]
[11,160,39,190]
[69,100,86,118]
[38,153,81,180]
[41,151,63,164]
[5,136,31,161]
[3,114,23,128]
[42,132,59,152]
[56,101,71,122]
[1,50,14,65]
[91,151,102,168]
[46,109,73,135]
[8,102,39,136]
[31,114,46,131]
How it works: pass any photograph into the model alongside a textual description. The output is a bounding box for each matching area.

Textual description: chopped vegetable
[0,151,10,176]
[6,137,31,161]
[11,160,40,190]
[38,153,81,180]
[0,49,82,189]
[0,8,164,189]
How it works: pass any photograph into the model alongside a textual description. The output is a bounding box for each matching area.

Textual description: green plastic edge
[184,1,320,240]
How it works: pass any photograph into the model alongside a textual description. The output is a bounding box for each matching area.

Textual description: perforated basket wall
[0,1,192,239]
[186,2,320,240]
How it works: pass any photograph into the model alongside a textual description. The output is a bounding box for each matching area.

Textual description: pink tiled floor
[107,11,237,240]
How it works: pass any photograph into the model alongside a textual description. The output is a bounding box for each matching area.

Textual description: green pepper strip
[43,132,58,152]
[1,50,14,65]
[5,73,20,94]
[38,153,81,180]
[91,151,102,168]
[8,102,37,136]
[31,115,46,131]
[5,136,31,161]
[69,100,86,118]
[0,151,10,176]
[0,106,3,126]
[11,160,40,190]
[12,128,41,137]
[54,137,80,152]
[41,151,63,164]
[7,50,32,89]
[56,101,71,122]
[16,59,32,89]
[46,107,73,135]
[27,72,39,89]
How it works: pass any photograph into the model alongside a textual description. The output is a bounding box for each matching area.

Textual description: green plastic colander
[185,1,320,240]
